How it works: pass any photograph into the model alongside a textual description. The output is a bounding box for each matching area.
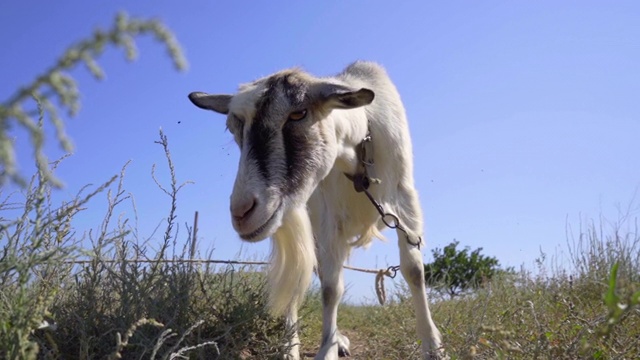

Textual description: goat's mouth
[239,201,283,242]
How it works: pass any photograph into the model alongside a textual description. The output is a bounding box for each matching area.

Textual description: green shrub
[1,129,292,359]
[423,240,511,297]
[0,152,114,359]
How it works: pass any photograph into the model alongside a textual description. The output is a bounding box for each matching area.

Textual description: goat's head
[188,69,374,242]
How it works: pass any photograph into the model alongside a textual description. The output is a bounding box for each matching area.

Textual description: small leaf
[631,290,640,306]
[604,262,620,309]
[593,349,604,359]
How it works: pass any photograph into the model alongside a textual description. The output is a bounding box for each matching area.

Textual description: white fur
[190,61,445,359]
[269,206,317,316]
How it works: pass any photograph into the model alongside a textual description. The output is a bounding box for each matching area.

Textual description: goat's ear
[188,92,232,115]
[314,83,375,109]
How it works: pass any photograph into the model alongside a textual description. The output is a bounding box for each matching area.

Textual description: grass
[1,130,290,360]
[298,258,639,359]
[1,130,638,359]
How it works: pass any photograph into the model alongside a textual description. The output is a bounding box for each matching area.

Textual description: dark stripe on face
[248,72,314,189]
[247,120,276,180]
[282,122,317,192]
[248,77,281,180]
[280,74,316,192]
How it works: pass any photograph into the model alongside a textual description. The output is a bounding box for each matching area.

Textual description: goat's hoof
[337,331,350,357]
[424,349,448,360]
[338,346,350,357]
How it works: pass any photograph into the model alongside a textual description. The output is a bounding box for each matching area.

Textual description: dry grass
[0,130,291,359]
[1,130,638,359]
[299,264,639,359]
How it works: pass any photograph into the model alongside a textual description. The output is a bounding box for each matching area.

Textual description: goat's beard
[268,206,317,316]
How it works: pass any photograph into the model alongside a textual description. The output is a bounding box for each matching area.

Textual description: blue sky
[2,1,639,303]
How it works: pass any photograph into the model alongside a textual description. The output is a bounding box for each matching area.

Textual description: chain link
[362,187,422,248]
[386,265,401,278]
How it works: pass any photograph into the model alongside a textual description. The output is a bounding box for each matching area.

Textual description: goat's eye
[288,109,307,121]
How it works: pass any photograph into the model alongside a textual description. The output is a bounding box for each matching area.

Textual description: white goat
[188,61,444,359]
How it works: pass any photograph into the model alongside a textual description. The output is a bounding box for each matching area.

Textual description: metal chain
[344,125,422,248]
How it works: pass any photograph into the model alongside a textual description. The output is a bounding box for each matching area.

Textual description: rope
[64,259,400,305]
[375,270,386,305]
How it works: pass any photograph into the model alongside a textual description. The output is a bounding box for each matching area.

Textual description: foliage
[600,262,640,339]
[0,103,116,359]
[0,165,111,357]
[0,129,291,359]
[423,240,507,297]
[566,211,640,293]
[2,130,639,360]
[0,11,187,187]
[5,153,639,359]
[0,16,291,359]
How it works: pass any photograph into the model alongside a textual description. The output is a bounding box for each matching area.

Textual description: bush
[0,153,114,359]
[1,130,292,359]
[423,240,510,297]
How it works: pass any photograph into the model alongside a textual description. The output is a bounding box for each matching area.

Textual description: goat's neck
[330,110,369,176]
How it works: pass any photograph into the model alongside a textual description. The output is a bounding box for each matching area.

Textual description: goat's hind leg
[315,236,350,359]
[396,186,446,359]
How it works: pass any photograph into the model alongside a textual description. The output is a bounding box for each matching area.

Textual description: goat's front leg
[315,237,350,360]
[284,305,300,360]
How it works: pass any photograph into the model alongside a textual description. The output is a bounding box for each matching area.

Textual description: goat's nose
[231,197,257,220]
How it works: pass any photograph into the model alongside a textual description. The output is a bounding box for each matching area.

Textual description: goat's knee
[401,257,426,289]
[322,285,337,308]
[398,234,426,289]
[321,276,344,306]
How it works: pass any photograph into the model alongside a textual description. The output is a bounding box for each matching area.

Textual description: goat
[188,61,444,359]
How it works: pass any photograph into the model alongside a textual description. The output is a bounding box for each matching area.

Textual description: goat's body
[189,61,444,359]
[310,62,417,245]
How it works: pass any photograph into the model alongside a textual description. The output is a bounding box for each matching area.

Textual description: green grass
[1,131,638,359]
[298,266,639,359]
